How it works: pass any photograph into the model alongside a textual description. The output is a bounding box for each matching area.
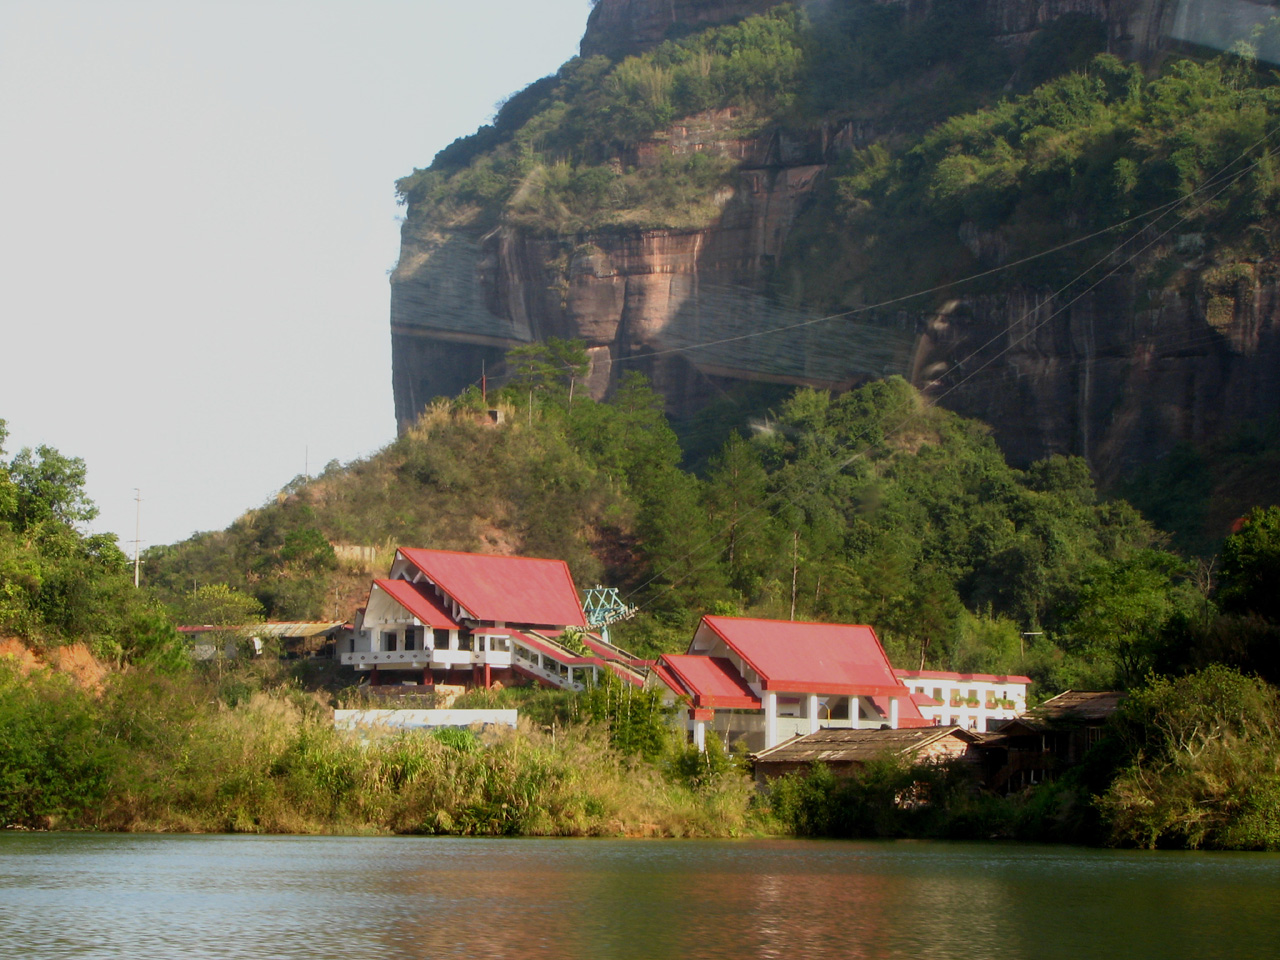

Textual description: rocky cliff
[580,0,782,59]
[391,0,1280,501]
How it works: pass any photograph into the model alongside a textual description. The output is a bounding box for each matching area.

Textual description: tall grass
[1,661,764,837]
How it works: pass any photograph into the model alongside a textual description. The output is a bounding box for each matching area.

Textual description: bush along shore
[769,664,1280,851]
[0,657,763,837]
[7,652,1279,849]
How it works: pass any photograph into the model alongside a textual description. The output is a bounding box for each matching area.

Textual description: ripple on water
[1,835,1278,960]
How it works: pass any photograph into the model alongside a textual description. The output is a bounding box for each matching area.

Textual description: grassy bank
[0,658,765,837]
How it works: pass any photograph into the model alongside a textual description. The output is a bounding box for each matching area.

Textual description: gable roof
[752,725,982,764]
[1000,690,1125,734]
[697,616,906,696]
[658,654,762,710]
[371,579,460,630]
[397,548,586,627]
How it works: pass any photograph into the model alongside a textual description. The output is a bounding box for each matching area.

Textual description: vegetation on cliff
[393,3,1280,538]
[395,1,1056,234]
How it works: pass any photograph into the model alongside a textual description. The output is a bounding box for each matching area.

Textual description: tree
[0,420,17,523]
[704,432,782,596]
[506,338,590,403]
[7,444,98,531]
[1064,550,1196,686]
[175,583,264,627]
[1218,506,1280,621]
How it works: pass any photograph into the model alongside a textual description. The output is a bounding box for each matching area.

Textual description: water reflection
[1,835,1278,960]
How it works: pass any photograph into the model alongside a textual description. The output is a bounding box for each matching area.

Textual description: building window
[381,632,396,652]
[433,629,449,650]
[404,627,418,651]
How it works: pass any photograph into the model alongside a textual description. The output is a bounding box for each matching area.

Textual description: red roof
[509,631,600,666]
[698,616,908,697]
[911,692,942,707]
[869,692,930,727]
[397,548,585,628]
[372,579,460,630]
[896,669,1032,685]
[659,654,762,709]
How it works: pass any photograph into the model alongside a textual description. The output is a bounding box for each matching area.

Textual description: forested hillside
[391,1,1280,548]
[140,346,1280,696]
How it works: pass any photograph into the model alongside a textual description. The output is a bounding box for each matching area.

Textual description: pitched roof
[659,654,762,709]
[998,690,1125,736]
[896,669,1033,685]
[509,630,600,666]
[371,579,460,630]
[397,548,585,627]
[753,725,981,764]
[697,616,907,696]
[178,621,347,637]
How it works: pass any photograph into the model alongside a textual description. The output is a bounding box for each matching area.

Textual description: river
[1,834,1277,959]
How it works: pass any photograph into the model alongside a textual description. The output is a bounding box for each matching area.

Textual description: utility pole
[132,488,143,588]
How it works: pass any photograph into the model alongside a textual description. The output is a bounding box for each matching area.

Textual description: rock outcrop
[391,0,1280,487]
[580,0,781,59]
[911,271,1280,482]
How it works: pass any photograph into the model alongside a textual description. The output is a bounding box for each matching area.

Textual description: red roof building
[651,615,916,752]
[341,548,619,693]
[392,549,586,628]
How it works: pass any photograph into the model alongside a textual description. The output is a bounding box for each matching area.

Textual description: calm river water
[1,834,1278,960]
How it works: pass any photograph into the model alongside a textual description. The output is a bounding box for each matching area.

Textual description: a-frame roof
[369,579,460,630]
[695,615,907,696]
[397,548,586,628]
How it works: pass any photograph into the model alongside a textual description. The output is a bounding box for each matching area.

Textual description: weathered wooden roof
[1000,690,1125,733]
[752,725,981,765]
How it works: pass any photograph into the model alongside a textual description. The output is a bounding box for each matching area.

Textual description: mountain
[390,0,1280,545]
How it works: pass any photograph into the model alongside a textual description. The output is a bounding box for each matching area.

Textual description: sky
[0,0,592,553]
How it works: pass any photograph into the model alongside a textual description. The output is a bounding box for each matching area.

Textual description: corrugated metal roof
[180,621,346,638]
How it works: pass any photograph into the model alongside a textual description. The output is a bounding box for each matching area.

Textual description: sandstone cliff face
[911,271,1280,480]
[391,0,1280,485]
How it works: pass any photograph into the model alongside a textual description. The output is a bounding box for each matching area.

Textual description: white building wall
[900,676,1029,732]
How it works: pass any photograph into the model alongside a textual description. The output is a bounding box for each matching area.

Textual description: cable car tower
[581,585,636,645]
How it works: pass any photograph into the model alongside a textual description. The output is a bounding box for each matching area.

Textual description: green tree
[1064,550,1196,686]
[1218,506,1280,621]
[7,444,97,531]
[175,583,264,626]
[506,338,590,403]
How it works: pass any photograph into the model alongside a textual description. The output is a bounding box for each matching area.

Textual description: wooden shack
[751,725,983,785]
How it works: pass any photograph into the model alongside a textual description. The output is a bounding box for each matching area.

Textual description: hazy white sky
[0,0,590,552]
